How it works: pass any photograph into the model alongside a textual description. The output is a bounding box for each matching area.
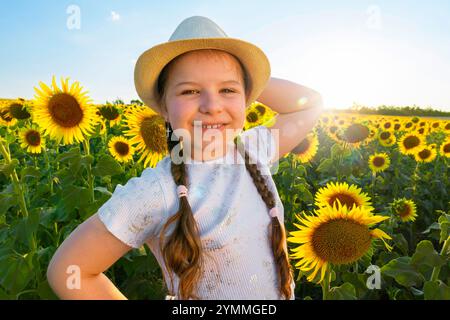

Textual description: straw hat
[134,15,271,115]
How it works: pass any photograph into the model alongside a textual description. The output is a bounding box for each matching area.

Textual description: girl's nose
[198,92,223,114]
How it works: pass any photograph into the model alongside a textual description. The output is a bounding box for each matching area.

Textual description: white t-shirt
[97,125,295,300]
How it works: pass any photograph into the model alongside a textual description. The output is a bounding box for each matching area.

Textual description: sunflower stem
[43,147,53,194]
[0,138,29,218]
[82,138,95,203]
[430,235,450,282]
[321,267,331,300]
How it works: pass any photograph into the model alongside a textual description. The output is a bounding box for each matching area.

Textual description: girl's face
[161,50,247,160]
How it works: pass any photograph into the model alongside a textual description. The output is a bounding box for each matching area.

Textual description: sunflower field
[0,76,449,300]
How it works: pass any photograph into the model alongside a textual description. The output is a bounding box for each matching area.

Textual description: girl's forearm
[257,77,323,114]
[49,272,128,300]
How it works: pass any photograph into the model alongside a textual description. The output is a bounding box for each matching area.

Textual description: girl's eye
[181,88,236,95]
[222,88,235,93]
[181,90,198,95]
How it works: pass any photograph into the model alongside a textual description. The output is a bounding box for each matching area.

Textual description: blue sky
[1,0,450,111]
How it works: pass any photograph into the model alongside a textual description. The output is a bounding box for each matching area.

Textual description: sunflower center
[100,106,120,121]
[0,109,12,121]
[329,193,358,209]
[10,103,31,119]
[405,122,413,128]
[373,156,385,167]
[25,130,41,146]
[445,123,450,130]
[48,93,83,128]
[443,143,450,153]
[140,115,167,153]
[330,126,338,134]
[383,122,391,129]
[380,131,391,140]
[255,105,266,116]
[394,124,401,130]
[396,203,411,218]
[246,111,259,124]
[311,219,372,264]
[292,138,311,154]
[418,148,431,159]
[403,136,420,149]
[114,141,130,156]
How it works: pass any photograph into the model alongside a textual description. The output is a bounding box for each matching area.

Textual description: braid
[234,135,294,300]
[159,121,203,300]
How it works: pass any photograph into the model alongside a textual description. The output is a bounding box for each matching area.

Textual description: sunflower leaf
[411,240,446,269]
[423,280,450,300]
[381,256,424,288]
[0,159,19,177]
[327,282,357,300]
[92,154,123,177]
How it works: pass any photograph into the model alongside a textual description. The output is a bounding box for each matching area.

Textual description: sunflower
[98,103,122,127]
[18,124,46,154]
[337,123,371,149]
[123,107,168,168]
[108,136,135,163]
[368,152,390,173]
[390,198,417,222]
[7,99,32,120]
[402,121,415,131]
[440,138,450,158]
[0,105,18,127]
[398,132,424,155]
[32,76,98,145]
[315,181,374,212]
[287,200,392,283]
[413,145,437,163]
[377,130,397,147]
[291,132,319,163]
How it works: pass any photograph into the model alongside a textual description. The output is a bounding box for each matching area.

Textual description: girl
[47,16,324,300]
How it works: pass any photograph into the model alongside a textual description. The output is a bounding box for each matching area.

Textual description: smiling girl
[47,15,324,300]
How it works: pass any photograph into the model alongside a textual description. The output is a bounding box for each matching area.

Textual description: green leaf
[438,214,450,243]
[381,257,424,288]
[61,185,91,212]
[328,282,357,300]
[56,147,81,163]
[392,233,409,256]
[20,166,41,183]
[0,159,19,177]
[92,154,124,177]
[0,252,34,294]
[13,211,40,249]
[330,144,343,159]
[316,158,333,173]
[410,240,445,269]
[423,281,450,300]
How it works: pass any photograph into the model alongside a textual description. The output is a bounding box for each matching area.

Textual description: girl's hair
[156,49,293,300]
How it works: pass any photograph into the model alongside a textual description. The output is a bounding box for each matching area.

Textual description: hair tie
[269,207,279,218]
[177,185,188,198]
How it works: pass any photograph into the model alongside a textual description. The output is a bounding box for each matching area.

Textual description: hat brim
[134,37,271,114]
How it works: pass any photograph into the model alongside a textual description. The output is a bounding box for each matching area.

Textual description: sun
[287,199,392,283]
[32,76,99,145]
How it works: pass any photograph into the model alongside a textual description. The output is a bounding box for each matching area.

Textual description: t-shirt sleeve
[97,168,167,249]
[239,125,277,167]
